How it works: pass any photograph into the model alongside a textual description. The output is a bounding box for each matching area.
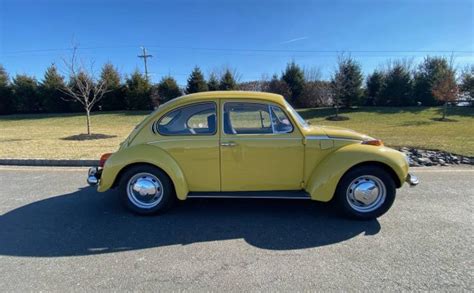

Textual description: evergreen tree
[219,69,237,90]
[158,76,182,103]
[124,71,151,110]
[0,65,8,86]
[186,66,208,94]
[266,74,291,100]
[366,70,385,106]
[12,74,41,113]
[380,62,414,106]
[331,56,363,108]
[207,73,219,91]
[0,64,13,114]
[282,62,305,105]
[414,56,451,106]
[99,63,125,111]
[460,65,474,100]
[150,84,161,108]
[40,64,69,113]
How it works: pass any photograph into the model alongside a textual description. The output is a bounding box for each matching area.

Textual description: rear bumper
[87,167,102,186]
[405,173,419,187]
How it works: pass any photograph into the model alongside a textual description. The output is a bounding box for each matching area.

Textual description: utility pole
[138,47,153,81]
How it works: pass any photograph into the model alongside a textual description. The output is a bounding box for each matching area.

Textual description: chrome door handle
[221,141,237,147]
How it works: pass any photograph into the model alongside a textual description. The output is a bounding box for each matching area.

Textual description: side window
[224,102,293,134]
[157,102,217,135]
[224,103,272,134]
[270,105,294,133]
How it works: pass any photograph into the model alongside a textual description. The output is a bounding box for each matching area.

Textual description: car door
[152,101,220,191]
[220,99,304,191]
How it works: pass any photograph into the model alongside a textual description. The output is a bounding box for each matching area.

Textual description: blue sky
[1,0,473,85]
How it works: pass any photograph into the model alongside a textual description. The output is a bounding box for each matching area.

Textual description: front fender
[305,144,408,202]
[97,144,189,200]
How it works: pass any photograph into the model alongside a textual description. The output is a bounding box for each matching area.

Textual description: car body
[88,91,418,219]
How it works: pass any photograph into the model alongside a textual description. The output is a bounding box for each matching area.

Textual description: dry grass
[0,112,148,159]
[0,106,473,159]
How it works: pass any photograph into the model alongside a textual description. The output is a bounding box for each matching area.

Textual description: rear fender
[98,144,189,200]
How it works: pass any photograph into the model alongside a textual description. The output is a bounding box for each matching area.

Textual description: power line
[2,52,473,60]
[1,45,137,54]
[147,46,474,54]
[2,45,473,55]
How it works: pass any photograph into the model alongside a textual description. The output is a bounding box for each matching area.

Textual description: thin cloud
[279,37,309,45]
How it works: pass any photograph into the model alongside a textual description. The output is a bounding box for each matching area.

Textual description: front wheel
[334,165,396,220]
[118,165,175,215]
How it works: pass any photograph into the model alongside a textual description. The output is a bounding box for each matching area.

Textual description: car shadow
[0,187,380,257]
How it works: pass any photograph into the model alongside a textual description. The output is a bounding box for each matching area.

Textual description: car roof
[136,91,294,137]
[152,91,288,118]
[177,91,285,103]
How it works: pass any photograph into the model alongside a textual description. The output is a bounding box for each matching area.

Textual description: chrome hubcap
[346,175,386,213]
[127,173,163,209]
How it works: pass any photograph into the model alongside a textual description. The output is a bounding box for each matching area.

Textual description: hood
[308,125,372,141]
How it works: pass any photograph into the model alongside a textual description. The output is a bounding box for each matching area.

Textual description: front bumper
[87,167,102,186]
[405,173,419,187]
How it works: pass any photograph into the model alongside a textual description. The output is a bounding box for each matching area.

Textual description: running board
[187,190,311,200]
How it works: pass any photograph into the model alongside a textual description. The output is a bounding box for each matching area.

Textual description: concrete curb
[1,158,471,169]
[0,159,99,167]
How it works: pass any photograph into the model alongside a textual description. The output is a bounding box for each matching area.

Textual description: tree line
[0,55,472,116]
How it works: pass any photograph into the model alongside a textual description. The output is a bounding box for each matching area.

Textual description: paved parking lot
[0,166,472,291]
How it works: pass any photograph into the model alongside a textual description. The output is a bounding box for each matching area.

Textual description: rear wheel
[335,165,396,220]
[119,165,175,215]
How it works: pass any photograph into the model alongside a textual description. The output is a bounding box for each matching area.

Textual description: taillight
[362,139,384,146]
[99,153,112,167]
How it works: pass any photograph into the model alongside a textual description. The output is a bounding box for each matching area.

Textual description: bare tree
[304,66,322,82]
[210,65,242,83]
[300,81,333,108]
[60,46,109,135]
[239,80,266,91]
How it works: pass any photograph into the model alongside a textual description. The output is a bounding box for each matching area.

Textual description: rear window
[156,102,217,135]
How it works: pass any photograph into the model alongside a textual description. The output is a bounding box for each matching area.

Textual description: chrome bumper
[406,173,419,187]
[87,167,102,186]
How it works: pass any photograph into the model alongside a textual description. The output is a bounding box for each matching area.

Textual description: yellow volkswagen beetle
[87,91,418,219]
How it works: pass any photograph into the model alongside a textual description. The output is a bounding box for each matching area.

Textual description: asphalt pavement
[0,166,472,291]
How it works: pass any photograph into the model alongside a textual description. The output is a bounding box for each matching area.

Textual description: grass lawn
[301,107,474,156]
[0,107,473,159]
[0,111,149,160]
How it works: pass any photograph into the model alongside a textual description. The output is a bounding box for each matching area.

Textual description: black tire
[118,165,175,215]
[334,165,396,220]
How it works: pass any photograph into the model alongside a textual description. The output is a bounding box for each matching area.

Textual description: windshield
[284,100,309,129]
